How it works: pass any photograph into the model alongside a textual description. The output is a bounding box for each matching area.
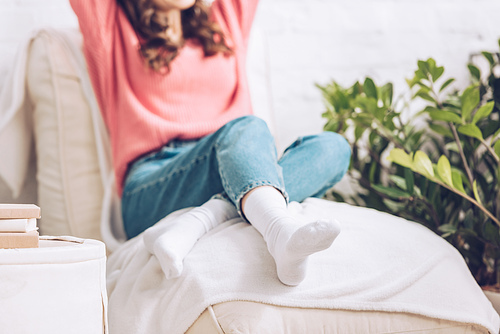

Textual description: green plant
[318,41,500,287]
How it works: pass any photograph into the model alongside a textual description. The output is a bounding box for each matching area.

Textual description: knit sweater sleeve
[69,0,117,47]
[212,0,260,46]
[69,0,118,122]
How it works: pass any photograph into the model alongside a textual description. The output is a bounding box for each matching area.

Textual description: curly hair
[117,0,232,72]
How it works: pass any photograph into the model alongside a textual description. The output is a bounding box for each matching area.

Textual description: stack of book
[0,204,41,249]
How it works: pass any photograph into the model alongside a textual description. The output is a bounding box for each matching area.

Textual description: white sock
[242,186,341,286]
[143,198,238,279]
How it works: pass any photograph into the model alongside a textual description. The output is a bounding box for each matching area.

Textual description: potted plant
[317,40,500,309]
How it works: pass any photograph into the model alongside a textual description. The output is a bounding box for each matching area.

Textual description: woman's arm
[230,0,260,38]
[69,0,119,124]
[212,0,260,46]
[69,0,118,47]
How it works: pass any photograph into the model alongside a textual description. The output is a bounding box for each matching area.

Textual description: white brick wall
[254,0,500,148]
[0,0,77,92]
[0,0,499,201]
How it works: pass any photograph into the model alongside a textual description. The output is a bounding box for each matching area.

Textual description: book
[0,218,38,232]
[0,231,39,249]
[0,204,41,219]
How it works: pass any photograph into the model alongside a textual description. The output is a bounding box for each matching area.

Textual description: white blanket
[107,198,500,334]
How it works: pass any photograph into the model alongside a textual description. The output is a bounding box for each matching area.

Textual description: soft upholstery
[26,30,103,240]
[187,302,487,334]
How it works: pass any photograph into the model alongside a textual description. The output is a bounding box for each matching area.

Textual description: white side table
[0,236,107,333]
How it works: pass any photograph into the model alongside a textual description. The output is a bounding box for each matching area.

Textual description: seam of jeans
[280,136,303,161]
[213,139,230,199]
[123,149,213,196]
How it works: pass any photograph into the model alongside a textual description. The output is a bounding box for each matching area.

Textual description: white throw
[107,198,500,334]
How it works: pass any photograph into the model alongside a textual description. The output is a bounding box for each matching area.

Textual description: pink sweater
[70,0,259,195]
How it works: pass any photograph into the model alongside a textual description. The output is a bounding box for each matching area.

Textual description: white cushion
[187,302,488,334]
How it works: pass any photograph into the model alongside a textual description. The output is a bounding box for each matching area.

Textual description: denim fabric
[121,115,351,239]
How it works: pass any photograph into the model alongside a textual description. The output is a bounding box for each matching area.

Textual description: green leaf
[431,66,445,82]
[445,142,459,153]
[473,180,482,205]
[482,51,495,66]
[372,184,411,199]
[461,86,480,121]
[429,123,453,138]
[467,64,481,81]
[368,131,378,146]
[457,124,484,140]
[328,92,349,112]
[389,175,407,190]
[413,151,435,178]
[483,221,500,245]
[415,89,436,103]
[463,210,474,230]
[355,96,378,115]
[451,170,466,194]
[363,78,378,99]
[406,77,417,88]
[472,101,495,124]
[354,126,365,141]
[437,155,453,187]
[353,112,373,127]
[427,182,438,204]
[369,161,378,183]
[494,140,500,160]
[387,148,413,168]
[351,81,362,96]
[382,199,405,212]
[427,108,463,123]
[483,120,500,138]
[493,127,500,139]
[439,78,455,92]
[404,168,414,195]
[379,83,393,106]
[417,60,430,78]
[324,119,341,133]
[373,106,386,122]
[438,224,457,234]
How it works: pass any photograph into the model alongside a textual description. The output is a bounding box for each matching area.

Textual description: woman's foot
[242,186,341,286]
[143,198,238,279]
[271,218,340,286]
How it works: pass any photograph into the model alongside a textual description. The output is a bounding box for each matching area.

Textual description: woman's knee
[229,115,270,132]
[309,131,351,174]
[319,131,350,156]
[216,115,273,146]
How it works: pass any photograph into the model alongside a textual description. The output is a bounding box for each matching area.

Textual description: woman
[70,0,351,286]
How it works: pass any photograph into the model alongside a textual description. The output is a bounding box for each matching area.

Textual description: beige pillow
[26,30,103,240]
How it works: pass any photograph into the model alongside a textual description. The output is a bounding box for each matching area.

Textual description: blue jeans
[121,115,351,239]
